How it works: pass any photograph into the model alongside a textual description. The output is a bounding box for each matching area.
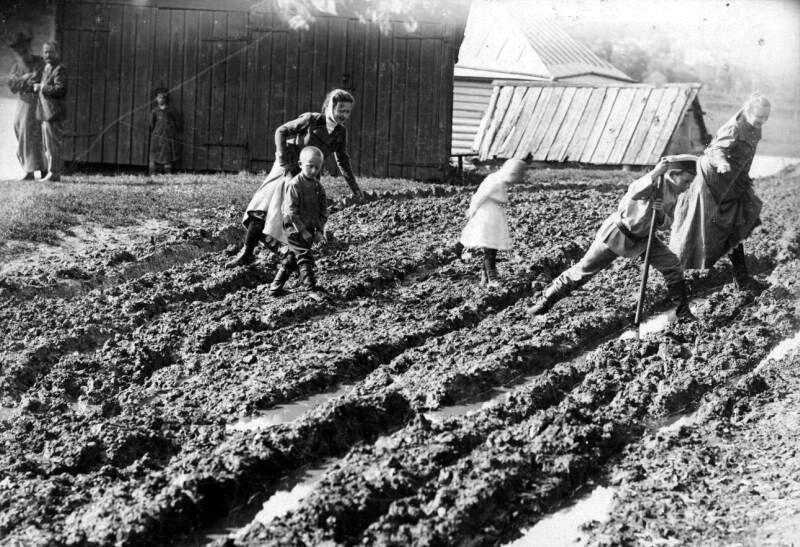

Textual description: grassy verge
[0,172,444,250]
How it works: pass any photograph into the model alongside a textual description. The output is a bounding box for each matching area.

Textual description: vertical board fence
[56,0,465,179]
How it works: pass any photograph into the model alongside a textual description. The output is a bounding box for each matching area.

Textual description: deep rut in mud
[1,171,798,546]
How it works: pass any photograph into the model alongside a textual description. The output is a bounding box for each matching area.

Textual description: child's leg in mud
[530,240,618,314]
[225,212,266,268]
[270,250,298,296]
[649,238,695,320]
[287,234,320,291]
[482,248,500,287]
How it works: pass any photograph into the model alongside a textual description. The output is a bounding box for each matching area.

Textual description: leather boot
[298,262,320,290]
[225,216,265,268]
[729,243,768,293]
[483,248,500,288]
[667,279,695,322]
[529,277,573,315]
[269,264,294,296]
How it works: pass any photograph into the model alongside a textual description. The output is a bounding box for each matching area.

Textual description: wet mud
[1,170,798,545]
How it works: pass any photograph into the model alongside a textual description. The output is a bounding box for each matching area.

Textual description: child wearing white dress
[459,159,526,287]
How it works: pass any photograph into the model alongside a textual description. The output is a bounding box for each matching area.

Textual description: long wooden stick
[634,173,663,326]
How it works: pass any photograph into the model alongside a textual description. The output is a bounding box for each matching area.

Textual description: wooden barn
[474,81,710,167]
[54,0,467,179]
[451,0,632,156]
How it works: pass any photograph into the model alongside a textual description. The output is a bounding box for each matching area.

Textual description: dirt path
[0,169,797,546]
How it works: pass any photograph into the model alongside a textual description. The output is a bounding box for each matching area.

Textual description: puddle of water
[619,298,707,340]
[424,353,596,424]
[0,406,17,421]
[647,409,699,434]
[70,400,101,416]
[750,155,800,178]
[226,459,335,543]
[756,330,800,371]
[424,386,512,423]
[227,383,354,432]
[506,486,616,547]
[174,458,337,546]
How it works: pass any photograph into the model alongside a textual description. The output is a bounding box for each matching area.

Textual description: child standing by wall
[459,158,526,288]
[269,146,328,297]
[148,87,181,175]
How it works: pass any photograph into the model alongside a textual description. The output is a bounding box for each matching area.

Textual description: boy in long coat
[530,155,698,318]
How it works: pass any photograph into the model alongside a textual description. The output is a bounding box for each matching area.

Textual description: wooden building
[474,81,710,167]
[55,0,467,179]
[451,0,632,156]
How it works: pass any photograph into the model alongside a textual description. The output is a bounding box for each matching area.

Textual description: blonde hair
[300,145,323,163]
[321,88,355,114]
[745,92,771,112]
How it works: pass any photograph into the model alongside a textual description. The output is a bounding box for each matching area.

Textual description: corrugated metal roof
[455,0,632,82]
[474,81,707,166]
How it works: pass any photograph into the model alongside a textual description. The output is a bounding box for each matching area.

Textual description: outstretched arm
[707,133,735,174]
[333,129,361,196]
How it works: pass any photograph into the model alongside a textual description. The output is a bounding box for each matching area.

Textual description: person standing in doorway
[33,41,67,182]
[7,30,46,180]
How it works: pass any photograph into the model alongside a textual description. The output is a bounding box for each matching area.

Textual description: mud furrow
[227,358,593,545]
[225,277,784,544]
[362,286,798,545]
[1,172,795,546]
[41,243,793,545]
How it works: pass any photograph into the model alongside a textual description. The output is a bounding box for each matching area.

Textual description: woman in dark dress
[227,88,363,267]
[669,93,771,292]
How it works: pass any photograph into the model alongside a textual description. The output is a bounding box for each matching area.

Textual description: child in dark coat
[149,88,181,175]
[269,146,328,297]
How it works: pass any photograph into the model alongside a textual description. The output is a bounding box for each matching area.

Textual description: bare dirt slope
[0,168,798,546]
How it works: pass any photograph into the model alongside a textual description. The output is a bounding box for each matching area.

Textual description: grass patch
[0,172,443,251]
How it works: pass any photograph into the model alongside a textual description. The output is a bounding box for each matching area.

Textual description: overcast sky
[534,0,800,82]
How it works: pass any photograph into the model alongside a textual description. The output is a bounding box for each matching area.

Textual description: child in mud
[148,87,182,175]
[529,155,698,318]
[269,146,328,297]
[458,158,526,288]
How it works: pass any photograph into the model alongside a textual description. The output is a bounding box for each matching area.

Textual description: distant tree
[254,0,459,33]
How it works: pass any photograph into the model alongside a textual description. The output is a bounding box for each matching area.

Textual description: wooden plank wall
[57,0,465,180]
[474,82,706,166]
[451,79,494,155]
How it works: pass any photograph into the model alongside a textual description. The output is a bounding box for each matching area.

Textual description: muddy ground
[1,167,799,546]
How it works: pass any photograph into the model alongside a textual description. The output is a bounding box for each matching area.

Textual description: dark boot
[20,172,34,181]
[269,263,295,296]
[454,241,465,260]
[298,262,320,290]
[529,277,573,315]
[225,216,265,268]
[483,248,500,288]
[729,243,768,293]
[667,279,696,322]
